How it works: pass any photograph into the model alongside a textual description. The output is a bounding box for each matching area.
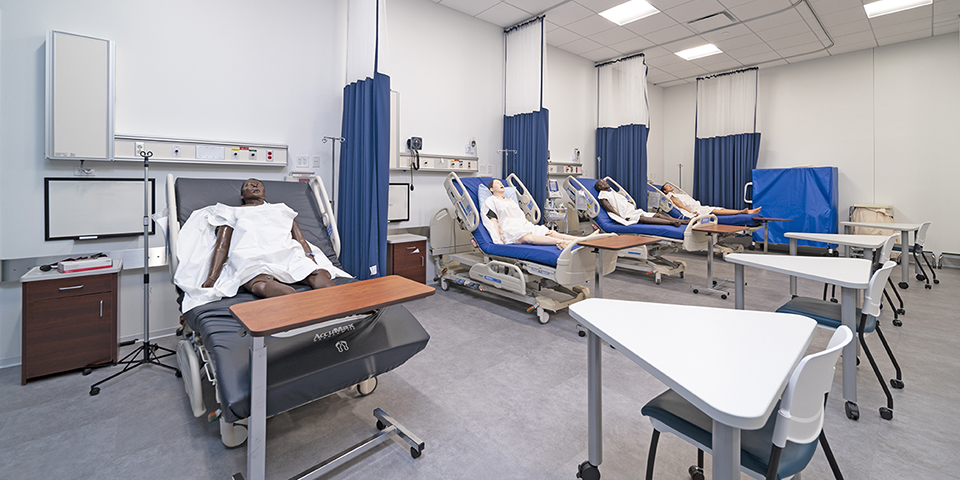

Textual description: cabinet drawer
[23,273,115,302]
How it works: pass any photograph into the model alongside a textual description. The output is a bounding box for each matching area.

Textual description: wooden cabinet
[20,261,121,384]
[386,234,427,284]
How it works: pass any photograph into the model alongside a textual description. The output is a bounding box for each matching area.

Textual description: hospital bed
[647,180,761,251]
[430,172,615,324]
[166,175,430,474]
[562,176,693,285]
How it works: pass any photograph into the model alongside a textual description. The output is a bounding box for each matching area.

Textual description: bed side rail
[646,180,671,214]
[683,213,718,252]
[166,174,181,280]
[556,232,617,285]
[603,176,636,208]
[505,173,542,224]
[562,176,600,219]
[310,177,341,258]
[444,172,480,232]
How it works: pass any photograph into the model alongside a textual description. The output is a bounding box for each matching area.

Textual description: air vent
[686,11,735,33]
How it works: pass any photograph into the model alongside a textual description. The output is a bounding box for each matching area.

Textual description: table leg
[587,330,602,467]
[247,336,267,480]
[899,230,910,289]
[764,223,769,253]
[594,249,603,299]
[712,420,740,480]
[706,234,715,286]
[789,238,798,296]
[841,286,859,420]
[735,264,744,310]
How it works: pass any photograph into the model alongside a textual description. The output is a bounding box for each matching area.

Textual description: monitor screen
[45,177,155,241]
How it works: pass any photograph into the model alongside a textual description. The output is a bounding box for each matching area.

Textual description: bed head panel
[174,178,341,269]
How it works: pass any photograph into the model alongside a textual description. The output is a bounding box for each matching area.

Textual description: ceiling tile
[544,1,594,26]
[785,49,830,63]
[735,50,782,65]
[659,63,709,78]
[659,78,693,87]
[577,0,629,13]
[868,5,932,28]
[831,30,877,46]
[755,58,788,69]
[545,20,561,31]
[690,52,736,67]
[717,0,759,8]
[644,23,696,44]
[648,73,679,84]
[778,41,826,57]
[623,12,683,35]
[477,2,534,27]
[872,18,932,38]
[724,42,773,58]
[728,0,793,22]
[581,46,620,61]
[807,0,864,16]
[824,19,872,37]
[827,39,878,55]
[664,0,727,24]
[566,14,619,37]
[559,36,604,54]
[640,46,674,59]
[934,22,960,35]
[610,35,656,53]
[754,20,815,42]
[876,29,931,46]
[697,23,754,43]
[714,32,764,49]
[744,7,802,32]
[590,26,640,44]
[438,0,502,17]
[699,59,747,74]
[662,35,714,53]
[504,0,568,15]
[647,0,698,11]
[547,27,583,45]
[766,31,819,50]
[820,6,868,27]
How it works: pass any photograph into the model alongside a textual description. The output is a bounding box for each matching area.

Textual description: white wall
[546,46,596,177]
[658,33,960,255]
[0,0,347,367]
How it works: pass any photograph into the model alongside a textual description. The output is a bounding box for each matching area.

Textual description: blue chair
[642,327,853,480]
[778,260,900,421]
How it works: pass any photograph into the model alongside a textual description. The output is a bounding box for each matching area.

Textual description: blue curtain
[693,132,760,211]
[596,124,649,210]
[338,72,390,280]
[503,108,549,214]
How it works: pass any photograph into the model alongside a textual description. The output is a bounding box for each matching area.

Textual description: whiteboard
[45,178,154,240]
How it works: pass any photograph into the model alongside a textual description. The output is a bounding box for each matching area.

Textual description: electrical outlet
[135,142,145,157]
[171,145,182,158]
[296,155,309,168]
[312,155,320,168]
[231,150,240,160]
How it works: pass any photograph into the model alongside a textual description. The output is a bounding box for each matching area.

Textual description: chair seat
[776,297,876,333]
[641,389,818,479]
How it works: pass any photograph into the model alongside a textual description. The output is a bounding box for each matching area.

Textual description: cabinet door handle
[406,246,418,250]
[421,256,424,267]
[100,300,103,318]
[59,285,83,291]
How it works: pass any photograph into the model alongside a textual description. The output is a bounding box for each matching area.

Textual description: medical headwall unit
[751,166,839,248]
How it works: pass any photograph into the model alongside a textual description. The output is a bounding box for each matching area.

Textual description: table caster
[899,282,909,289]
[692,289,699,294]
[893,319,902,327]
[845,401,859,420]
[376,420,385,430]
[90,386,100,396]
[925,284,931,290]
[720,294,727,300]
[410,446,423,459]
[880,407,893,420]
[82,367,92,376]
[176,369,182,378]
[688,465,705,480]
[578,330,586,337]
[891,379,904,389]
[577,461,600,480]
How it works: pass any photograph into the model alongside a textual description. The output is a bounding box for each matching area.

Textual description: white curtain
[346,0,388,82]
[597,54,649,128]
[696,68,759,139]
[504,18,545,116]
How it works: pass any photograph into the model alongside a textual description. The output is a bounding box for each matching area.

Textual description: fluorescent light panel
[675,44,722,61]
[863,0,932,18]
[599,0,660,26]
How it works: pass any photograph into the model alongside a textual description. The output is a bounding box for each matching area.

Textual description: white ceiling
[430,0,960,86]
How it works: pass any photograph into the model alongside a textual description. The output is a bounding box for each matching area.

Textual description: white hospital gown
[174,202,349,312]
[481,195,548,244]
[668,192,715,218]
[598,190,654,226]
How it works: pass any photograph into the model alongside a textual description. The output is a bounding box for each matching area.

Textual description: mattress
[647,183,762,226]
[578,178,685,240]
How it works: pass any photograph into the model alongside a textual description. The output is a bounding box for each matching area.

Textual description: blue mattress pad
[578,178,685,240]
[456,176,563,267]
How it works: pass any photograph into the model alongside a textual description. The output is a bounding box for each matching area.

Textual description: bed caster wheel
[655,278,661,285]
[439,279,449,291]
[880,407,893,420]
[357,377,378,396]
[893,319,902,327]
[688,465,705,480]
[891,379,904,389]
[578,330,586,337]
[845,401,859,420]
[90,386,100,396]
[899,282,909,289]
[376,420,386,431]
[712,280,717,286]
[679,272,684,278]
[577,461,600,480]
[410,446,422,459]
[82,367,92,376]
[692,289,699,294]
[537,308,549,324]
[748,244,756,251]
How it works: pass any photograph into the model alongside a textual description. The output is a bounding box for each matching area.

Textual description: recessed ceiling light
[863,0,932,18]
[675,44,723,61]
[599,0,660,26]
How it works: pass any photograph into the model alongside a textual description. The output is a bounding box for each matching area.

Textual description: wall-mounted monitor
[45,178,154,241]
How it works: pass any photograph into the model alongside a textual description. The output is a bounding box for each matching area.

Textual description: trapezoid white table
[841,221,922,289]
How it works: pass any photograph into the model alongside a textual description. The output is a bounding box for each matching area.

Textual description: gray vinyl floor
[2,249,958,479]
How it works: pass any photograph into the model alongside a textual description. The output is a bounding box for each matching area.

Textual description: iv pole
[497,149,517,175]
[323,136,345,211]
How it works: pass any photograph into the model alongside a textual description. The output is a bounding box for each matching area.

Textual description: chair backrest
[877,233,899,264]
[863,261,897,317]
[915,221,931,247]
[771,326,853,448]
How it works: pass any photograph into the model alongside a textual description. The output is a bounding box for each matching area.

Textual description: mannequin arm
[202,225,233,288]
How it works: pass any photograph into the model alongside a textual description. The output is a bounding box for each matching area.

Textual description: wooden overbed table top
[230,275,435,337]
[578,235,660,250]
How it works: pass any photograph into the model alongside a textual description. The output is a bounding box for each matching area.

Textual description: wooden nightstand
[20,260,121,384]
[386,234,427,284]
